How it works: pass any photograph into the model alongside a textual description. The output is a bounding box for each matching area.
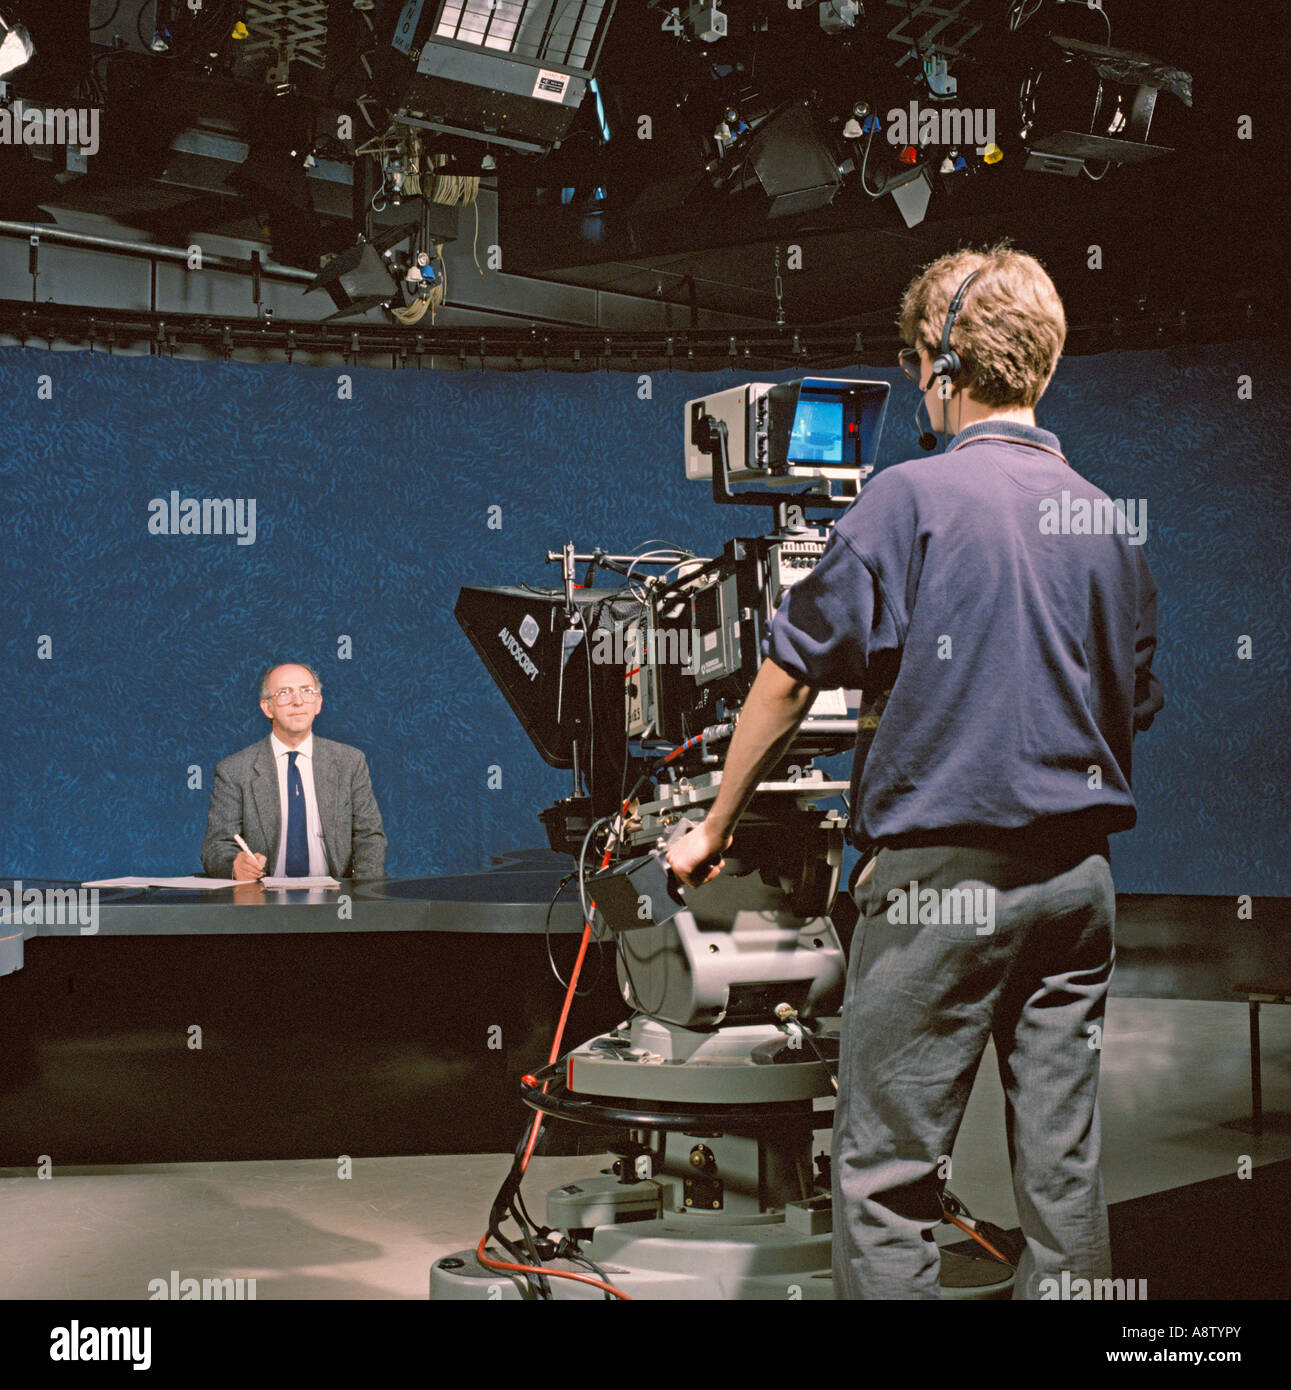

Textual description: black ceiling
[500,0,1291,341]
[1,0,1286,350]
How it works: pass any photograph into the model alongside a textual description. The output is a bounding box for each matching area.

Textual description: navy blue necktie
[286,751,309,877]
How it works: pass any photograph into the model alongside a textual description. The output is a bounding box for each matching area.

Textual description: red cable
[479,805,629,1293]
[518,912,595,1171]
[478,759,694,1299]
[474,1233,634,1300]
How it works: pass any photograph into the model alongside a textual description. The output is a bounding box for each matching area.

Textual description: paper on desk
[148,876,241,889]
[261,875,341,889]
[81,876,240,889]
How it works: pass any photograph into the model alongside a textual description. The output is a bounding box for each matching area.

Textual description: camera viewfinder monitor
[788,398,845,463]
[768,377,889,472]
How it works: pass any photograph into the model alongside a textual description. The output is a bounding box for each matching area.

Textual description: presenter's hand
[233,850,266,881]
[666,821,732,890]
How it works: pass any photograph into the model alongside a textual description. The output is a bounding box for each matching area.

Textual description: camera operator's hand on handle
[667,821,732,889]
[664,658,819,888]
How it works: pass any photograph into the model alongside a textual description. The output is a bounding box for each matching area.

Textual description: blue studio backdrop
[0,339,1287,894]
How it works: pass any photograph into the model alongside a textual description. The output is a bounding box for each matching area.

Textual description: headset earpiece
[931,349,961,381]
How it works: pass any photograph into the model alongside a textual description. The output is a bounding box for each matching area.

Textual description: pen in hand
[232,834,266,881]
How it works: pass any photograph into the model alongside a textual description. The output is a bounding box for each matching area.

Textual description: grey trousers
[831,840,1116,1300]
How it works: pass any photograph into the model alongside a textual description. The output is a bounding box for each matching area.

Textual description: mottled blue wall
[0,339,1286,893]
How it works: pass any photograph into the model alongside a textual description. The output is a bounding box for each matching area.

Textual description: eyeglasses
[898,347,923,385]
[267,686,320,705]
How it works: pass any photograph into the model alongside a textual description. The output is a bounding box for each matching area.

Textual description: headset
[931,269,981,383]
[915,267,981,450]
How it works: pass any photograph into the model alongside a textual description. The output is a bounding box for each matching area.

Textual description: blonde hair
[897,240,1067,408]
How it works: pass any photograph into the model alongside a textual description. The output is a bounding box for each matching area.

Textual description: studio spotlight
[747,103,841,217]
[304,240,395,319]
[390,1,618,156]
[0,8,34,77]
[1022,36,1191,175]
[303,218,420,320]
[684,3,727,42]
[819,1,860,35]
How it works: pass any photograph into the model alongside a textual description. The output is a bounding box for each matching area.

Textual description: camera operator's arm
[667,659,817,888]
[668,495,906,890]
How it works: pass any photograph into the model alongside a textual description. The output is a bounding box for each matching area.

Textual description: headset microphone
[913,393,938,451]
[911,266,982,454]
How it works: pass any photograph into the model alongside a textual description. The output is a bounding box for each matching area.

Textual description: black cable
[575,811,655,1017]
[544,870,606,996]
[583,601,596,804]
[485,1199,541,1299]
[486,1120,552,1299]
[511,1184,545,1237]
[91,47,132,72]
[324,44,382,102]
[943,1187,975,1221]
[91,0,123,30]
[86,45,142,104]
[559,1248,617,1300]
[510,1195,552,1300]
[484,1073,632,1301]
[493,1115,628,1302]
[504,1154,618,1301]
[616,719,635,848]
[576,813,610,930]
[543,872,576,985]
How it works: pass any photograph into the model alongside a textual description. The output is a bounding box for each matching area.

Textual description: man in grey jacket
[201,662,387,881]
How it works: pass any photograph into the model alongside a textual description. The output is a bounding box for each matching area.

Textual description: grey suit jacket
[201,736,387,880]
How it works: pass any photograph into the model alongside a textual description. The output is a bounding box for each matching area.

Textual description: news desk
[0,854,628,1166]
[3,863,1287,1168]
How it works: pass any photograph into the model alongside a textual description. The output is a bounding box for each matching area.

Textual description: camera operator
[669,241,1164,1300]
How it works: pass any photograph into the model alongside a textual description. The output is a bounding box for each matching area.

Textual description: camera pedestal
[428,1018,1015,1301]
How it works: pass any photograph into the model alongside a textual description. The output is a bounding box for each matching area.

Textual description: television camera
[437,375,1014,1299]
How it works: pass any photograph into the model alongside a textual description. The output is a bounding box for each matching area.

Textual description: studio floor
[2,996,1288,1300]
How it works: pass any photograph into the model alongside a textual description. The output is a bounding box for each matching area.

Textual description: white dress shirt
[270,733,330,877]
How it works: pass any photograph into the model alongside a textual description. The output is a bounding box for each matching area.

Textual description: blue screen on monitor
[788,400,844,463]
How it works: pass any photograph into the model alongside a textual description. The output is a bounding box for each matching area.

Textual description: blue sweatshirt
[766,420,1164,848]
